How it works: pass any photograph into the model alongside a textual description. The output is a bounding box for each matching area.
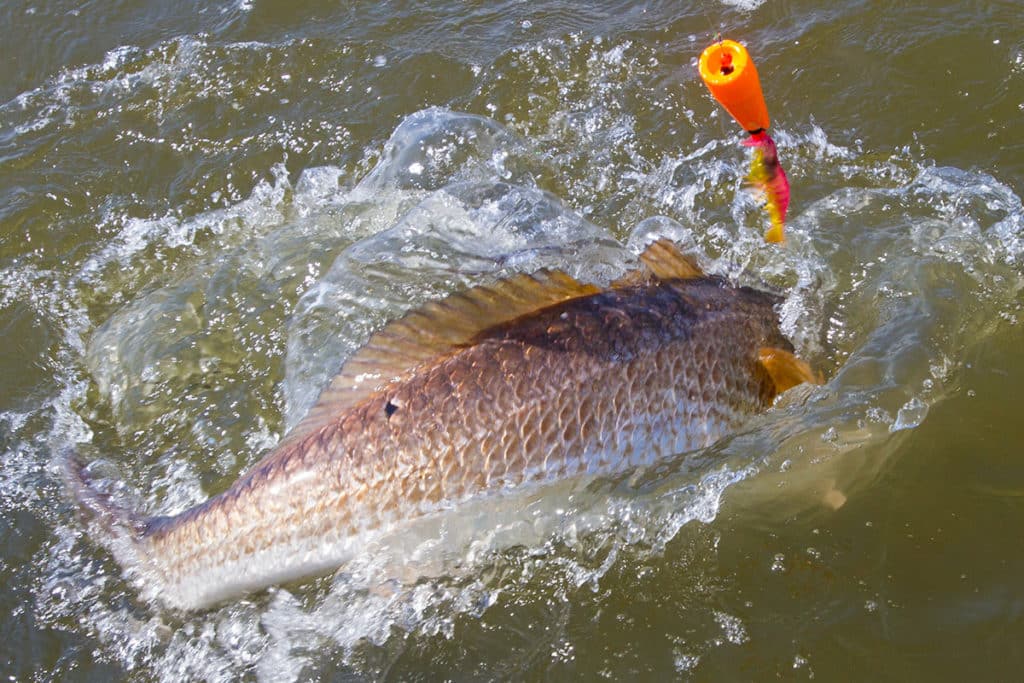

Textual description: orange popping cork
[698,39,770,133]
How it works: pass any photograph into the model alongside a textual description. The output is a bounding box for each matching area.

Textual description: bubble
[891,397,929,432]
[713,611,750,645]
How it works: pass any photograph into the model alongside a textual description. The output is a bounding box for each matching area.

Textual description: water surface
[1,0,1023,679]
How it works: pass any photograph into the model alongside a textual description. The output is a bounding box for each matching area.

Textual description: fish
[66,238,817,611]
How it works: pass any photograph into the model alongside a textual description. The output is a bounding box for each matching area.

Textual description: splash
[1,35,1020,682]
[718,0,768,10]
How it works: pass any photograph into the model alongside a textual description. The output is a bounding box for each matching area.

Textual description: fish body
[69,240,814,610]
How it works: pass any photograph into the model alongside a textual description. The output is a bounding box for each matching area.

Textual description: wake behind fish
[2,102,1018,679]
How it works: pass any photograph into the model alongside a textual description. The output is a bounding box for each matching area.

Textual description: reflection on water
[1,1,1023,679]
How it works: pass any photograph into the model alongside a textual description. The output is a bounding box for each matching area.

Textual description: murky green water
[2,0,1023,679]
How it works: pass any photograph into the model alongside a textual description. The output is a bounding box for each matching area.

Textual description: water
[2,0,1023,679]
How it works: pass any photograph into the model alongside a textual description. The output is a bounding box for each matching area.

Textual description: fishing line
[695,0,727,47]
[693,0,733,140]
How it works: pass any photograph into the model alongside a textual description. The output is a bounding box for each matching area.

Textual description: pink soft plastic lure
[743,131,790,243]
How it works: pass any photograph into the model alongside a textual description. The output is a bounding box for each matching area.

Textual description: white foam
[718,0,768,10]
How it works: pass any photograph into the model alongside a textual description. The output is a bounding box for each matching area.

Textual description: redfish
[67,239,815,610]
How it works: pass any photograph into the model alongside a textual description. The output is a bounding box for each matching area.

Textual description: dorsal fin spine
[610,238,705,288]
[639,238,704,280]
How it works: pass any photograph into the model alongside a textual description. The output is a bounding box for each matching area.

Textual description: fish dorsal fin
[611,238,704,288]
[639,238,704,280]
[758,347,821,396]
[277,269,600,450]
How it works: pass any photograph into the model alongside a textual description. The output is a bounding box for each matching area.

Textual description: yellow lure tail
[745,132,789,244]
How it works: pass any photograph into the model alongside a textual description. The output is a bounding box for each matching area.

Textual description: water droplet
[373,55,387,67]
[674,652,700,672]
[866,407,893,425]
[713,611,749,644]
[771,553,786,573]
[890,397,928,432]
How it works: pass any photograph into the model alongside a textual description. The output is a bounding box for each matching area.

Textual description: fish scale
[68,240,815,610]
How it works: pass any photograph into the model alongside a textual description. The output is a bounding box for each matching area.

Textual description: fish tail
[62,449,147,538]
[62,450,172,603]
